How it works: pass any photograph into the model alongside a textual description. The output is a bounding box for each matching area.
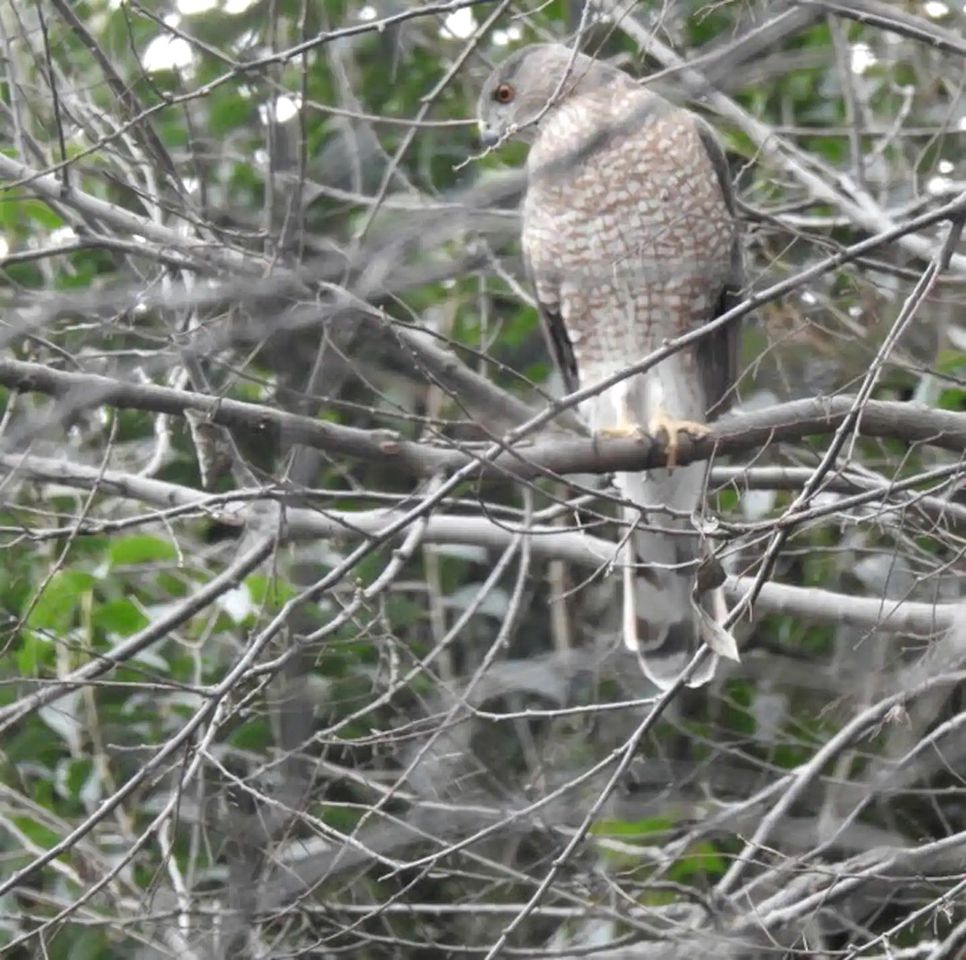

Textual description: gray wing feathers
[542,303,580,394]
[694,117,744,417]
[522,244,580,395]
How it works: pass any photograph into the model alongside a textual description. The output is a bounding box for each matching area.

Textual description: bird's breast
[523,99,734,369]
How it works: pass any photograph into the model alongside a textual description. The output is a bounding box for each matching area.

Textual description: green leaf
[937,387,964,412]
[0,196,64,234]
[14,815,59,849]
[65,757,95,801]
[245,573,297,610]
[52,929,108,960]
[230,719,272,751]
[16,629,50,676]
[590,816,674,839]
[26,571,96,632]
[108,535,178,568]
[209,90,255,137]
[92,599,150,636]
[668,841,727,881]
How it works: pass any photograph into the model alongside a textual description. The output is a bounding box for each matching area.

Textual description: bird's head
[476,43,612,148]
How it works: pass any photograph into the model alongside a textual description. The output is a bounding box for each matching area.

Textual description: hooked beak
[478,122,500,148]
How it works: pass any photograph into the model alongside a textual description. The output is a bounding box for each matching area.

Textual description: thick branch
[1,359,964,479]
[4,453,961,636]
[801,0,966,57]
[726,577,961,636]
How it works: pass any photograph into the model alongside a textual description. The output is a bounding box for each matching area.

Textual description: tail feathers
[616,466,738,689]
[622,528,717,689]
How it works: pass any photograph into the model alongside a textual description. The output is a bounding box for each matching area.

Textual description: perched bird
[477,43,743,688]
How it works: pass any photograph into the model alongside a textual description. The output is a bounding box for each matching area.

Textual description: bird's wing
[522,241,580,394]
[694,118,745,418]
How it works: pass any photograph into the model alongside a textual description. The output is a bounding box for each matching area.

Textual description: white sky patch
[440,7,477,39]
[741,488,776,522]
[492,24,522,46]
[235,31,258,54]
[800,290,817,305]
[924,0,949,16]
[259,94,301,124]
[0,235,9,259]
[927,175,953,195]
[177,0,217,13]
[959,116,966,130]
[938,159,954,173]
[50,225,77,245]
[218,584,252,624]
[176,0,257,12]
[143,33,194,72]
[358,5,377,20]
[850,43,877,74]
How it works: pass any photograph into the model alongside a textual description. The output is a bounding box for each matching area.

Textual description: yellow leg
[648,407,709,470]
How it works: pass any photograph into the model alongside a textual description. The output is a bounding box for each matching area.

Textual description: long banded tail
[618,464,726,689]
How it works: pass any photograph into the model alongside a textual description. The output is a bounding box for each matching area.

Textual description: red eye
[494,83,514,104]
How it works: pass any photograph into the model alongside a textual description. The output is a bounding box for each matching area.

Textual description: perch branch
[1,360,964,476]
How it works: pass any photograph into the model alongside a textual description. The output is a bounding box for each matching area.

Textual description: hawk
[477,44,743,688]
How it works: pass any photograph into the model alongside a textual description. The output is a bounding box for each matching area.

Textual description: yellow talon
[648,408,709,470]
[597,422,645,440]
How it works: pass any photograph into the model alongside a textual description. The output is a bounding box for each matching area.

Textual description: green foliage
[591,815,674,840]
[108,534,178,568]
[668,841,726,882]
[1,0,963,954]
[91,598,150,636]
[26,571,97,633]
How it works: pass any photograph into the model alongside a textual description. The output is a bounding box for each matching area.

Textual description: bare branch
[2,359,964,476]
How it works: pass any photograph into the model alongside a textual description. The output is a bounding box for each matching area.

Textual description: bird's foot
[597,422,645,440]
[648,409,710,470]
